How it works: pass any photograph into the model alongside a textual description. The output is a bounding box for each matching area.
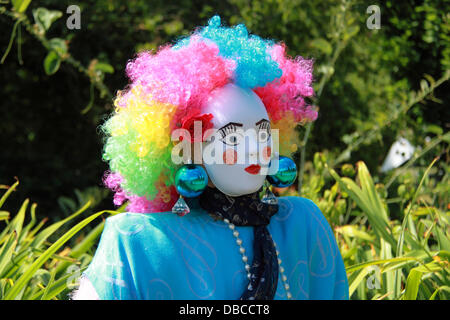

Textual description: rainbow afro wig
[101,15,317,213]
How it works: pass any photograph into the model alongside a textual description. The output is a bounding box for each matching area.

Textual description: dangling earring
[266,154,297,188]
[261,180,278,204]
[172,160,208,216]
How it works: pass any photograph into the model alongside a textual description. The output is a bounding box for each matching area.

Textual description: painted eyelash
[219,124,237,139]
[259,121,271,131]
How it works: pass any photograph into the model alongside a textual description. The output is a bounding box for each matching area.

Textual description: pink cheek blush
[262,146,272,161]
[223,149,238,165]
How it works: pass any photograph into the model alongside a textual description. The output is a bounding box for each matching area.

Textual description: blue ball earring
[261,155,297,205]
[267,155,297,188]
[172,162,208,216]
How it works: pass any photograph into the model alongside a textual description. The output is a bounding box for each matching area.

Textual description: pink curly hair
[101,16,316,213]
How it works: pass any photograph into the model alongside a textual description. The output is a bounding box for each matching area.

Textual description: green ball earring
[267,155,297,188]
[172,163,208,216]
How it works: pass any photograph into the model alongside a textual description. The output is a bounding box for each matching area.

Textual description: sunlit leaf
[94,62,114,74]
[32,8,62,33]
[4,209,104,300]
[48,38,68,56]
[12,0,32,13]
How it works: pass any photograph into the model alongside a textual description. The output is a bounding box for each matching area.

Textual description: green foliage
[0,180,119,300]
[278,152,449,300]
[43,49,59,74]
[11,0,31,13]
[0,0,448,300]
[32,7,62,33]
[1,0,448,217]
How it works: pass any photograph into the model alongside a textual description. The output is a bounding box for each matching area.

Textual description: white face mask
[202,83,273,196]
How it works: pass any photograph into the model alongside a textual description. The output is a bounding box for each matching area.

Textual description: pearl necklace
[223,218,293,300]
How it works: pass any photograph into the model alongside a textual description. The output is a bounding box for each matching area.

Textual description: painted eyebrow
[217,122,243,131]
[255,119,270,126]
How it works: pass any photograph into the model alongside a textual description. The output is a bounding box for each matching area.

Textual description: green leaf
[18,203,37,244]
[163,20,184,35]
[425,124,443,135]
[31,265,88,300]
[442,132,450,143]
[348,267,373,297]
[4,209,105,300]
[346,256,419,273]
[54,221,105,276]
[27,217,48,239]
[30,201,91,250]
[58,196,77,215]
[0,232,18,277]
[413,261,443,273]
[339,225,375,241]
[403,261,445,300]
[327,165,396,247]
[310,38,332,55]
[12,0,32,13]
[434,226,450,251]
[30,268,51,287]
[346,25,360,38]
[0,180,19,210]
[40,268,56,300]
[396,157,439,258]
[0,211,9,221]
[48,38,68,56]
[32,7,62,33]
[436,250,450,261]
[94,62,114,74]
[10,199,28,239]
[403,269,422,300]
[381,250,431,273]
[357,162,389,221]
[43,51,61,75]
[429,286,450,300]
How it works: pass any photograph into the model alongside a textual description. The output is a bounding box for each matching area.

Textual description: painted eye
[258,128,271,143]
[257,120,271,143]
[221,132,243,146]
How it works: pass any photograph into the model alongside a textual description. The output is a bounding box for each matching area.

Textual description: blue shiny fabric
[83,196,349,300]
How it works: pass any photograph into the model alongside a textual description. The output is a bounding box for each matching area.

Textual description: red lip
[245,164,261,175]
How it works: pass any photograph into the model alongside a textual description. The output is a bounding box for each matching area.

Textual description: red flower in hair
[180,113,214,142]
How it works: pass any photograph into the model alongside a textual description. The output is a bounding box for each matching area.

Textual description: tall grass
[0,180,119,300]
[287,153,449,300]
